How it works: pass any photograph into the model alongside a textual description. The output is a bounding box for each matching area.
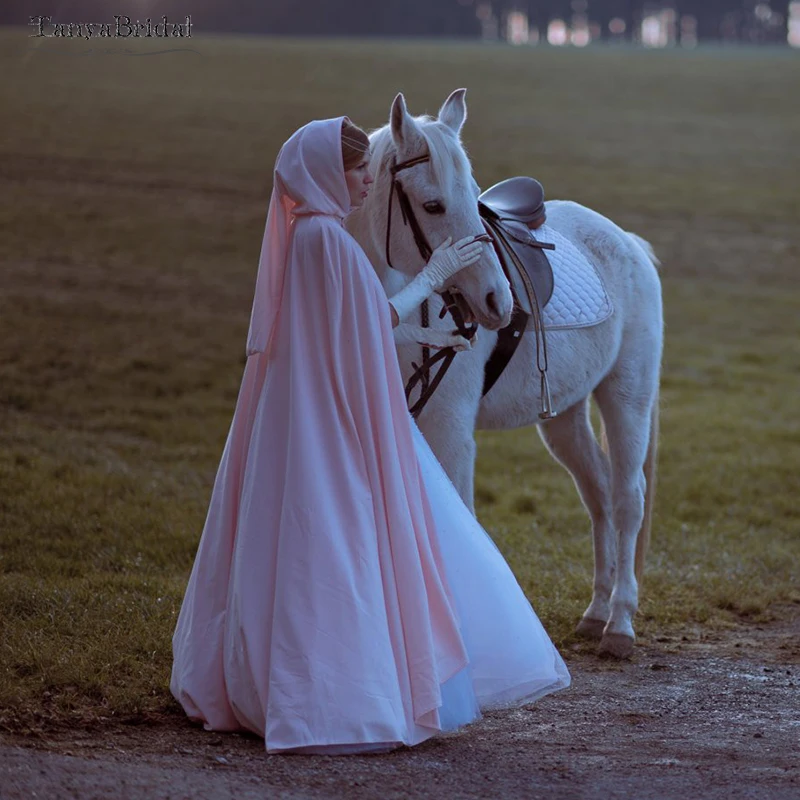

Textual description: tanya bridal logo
[29,15,193,40]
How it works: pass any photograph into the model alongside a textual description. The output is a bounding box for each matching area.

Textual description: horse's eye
[423,201,446,215]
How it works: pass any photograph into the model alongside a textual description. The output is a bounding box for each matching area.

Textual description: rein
[385,153,477,418]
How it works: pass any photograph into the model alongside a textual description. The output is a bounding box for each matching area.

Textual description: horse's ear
[390,93,422,153]
[438,88,468,134]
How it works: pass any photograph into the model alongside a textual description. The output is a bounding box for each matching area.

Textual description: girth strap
[482,305,528,397]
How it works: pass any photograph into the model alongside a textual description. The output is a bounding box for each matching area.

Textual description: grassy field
[1,29,798,729]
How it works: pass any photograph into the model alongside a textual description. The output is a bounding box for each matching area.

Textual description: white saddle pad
[534,224,614,330]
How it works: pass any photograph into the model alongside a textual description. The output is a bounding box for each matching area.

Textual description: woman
[171,117,569,755]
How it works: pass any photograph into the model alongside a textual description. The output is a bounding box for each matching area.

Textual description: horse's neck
[346,199,395,288]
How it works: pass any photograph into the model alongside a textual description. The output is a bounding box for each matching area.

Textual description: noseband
[384,153,477,418]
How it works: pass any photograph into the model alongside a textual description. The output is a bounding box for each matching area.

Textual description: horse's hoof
[575,617,606,641]
[598,632,635,659]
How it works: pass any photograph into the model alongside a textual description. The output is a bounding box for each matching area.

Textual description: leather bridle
[385,153,477,418]
[385,154,434,269]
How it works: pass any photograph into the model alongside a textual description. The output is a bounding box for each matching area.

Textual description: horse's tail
[635,387,659,581]
[627,232,661,269]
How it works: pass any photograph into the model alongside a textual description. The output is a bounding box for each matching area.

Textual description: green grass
[1,29,799,729]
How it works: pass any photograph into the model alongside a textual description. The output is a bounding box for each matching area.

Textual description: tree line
[2,0,793,43]
[233,0,792,42]
[509,1,791,42]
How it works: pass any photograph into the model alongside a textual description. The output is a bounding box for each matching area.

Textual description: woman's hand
[388,234,485,324]
[423,236,484,291]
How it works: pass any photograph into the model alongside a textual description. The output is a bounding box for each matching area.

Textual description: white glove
[388,235,484,323]
[393,323,475,351]
[424,235,485,287]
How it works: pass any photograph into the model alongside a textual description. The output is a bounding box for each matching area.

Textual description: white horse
[346,90,663,659]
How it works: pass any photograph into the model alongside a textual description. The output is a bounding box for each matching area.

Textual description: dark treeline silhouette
[503,0,791,43]
[1,0,793,44]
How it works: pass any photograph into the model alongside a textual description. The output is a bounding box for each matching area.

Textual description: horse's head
[365,89,513,331]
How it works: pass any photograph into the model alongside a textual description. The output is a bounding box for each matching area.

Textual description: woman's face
[344,153,374,209]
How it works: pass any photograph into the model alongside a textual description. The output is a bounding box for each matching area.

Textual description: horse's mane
[368,115,473,190]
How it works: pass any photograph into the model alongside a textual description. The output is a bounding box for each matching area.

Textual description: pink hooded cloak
[171,118,471,751]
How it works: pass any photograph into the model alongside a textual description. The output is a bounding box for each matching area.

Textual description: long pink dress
[170,118,569,754]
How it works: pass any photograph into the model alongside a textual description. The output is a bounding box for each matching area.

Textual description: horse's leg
[420,412,478,515]
[593,378,656,658]
[537,398,614,640]
[418,396,477,515]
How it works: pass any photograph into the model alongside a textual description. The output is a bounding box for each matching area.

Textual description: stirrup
[539,372,557,420]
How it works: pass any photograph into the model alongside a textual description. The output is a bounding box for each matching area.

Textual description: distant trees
[246,1,480,37]
[0,0,792,44]
[121,0,792,43]
[692,0,735,40]
[492,0,791,44]
[519,0,641,43]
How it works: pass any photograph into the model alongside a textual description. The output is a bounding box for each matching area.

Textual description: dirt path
[2,610,798,800]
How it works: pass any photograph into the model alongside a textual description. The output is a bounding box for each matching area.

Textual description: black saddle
[479,176,547,227]
[478,177,554,313]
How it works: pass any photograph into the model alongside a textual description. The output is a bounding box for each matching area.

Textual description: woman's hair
[341,117,370,171]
